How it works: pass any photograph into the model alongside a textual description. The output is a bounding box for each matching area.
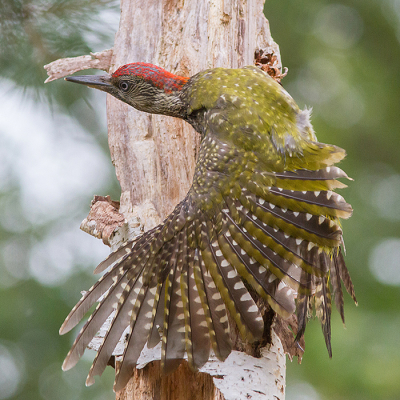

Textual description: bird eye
[119,81,129,91]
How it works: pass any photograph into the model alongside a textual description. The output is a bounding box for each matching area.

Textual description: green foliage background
[0,1,399,399]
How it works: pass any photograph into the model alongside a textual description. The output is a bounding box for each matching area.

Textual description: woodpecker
[61,63,356,391]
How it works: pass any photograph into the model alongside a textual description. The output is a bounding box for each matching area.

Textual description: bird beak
[65,74,113,92]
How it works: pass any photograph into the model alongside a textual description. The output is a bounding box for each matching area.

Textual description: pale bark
[44,49,113,83]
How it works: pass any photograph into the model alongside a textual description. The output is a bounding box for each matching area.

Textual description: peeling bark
[80,196,125,246]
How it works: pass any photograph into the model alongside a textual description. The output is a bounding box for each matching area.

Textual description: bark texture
[115,362,221,400]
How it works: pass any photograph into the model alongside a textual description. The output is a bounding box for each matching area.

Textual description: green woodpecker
[61,63,356,391]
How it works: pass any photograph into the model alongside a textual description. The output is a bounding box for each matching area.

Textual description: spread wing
[59,128,355,391]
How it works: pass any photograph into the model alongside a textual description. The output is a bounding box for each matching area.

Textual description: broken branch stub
[43,49,113,83]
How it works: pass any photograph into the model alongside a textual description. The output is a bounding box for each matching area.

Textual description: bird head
[65,63,189,116]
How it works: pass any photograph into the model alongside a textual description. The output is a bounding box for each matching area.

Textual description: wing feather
[61,92,355,391]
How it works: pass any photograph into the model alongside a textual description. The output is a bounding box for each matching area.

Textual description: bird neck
[146,88,188,118]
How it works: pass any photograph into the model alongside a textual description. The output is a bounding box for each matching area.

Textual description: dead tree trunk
[108,2,286,399]
[45,0,296,399]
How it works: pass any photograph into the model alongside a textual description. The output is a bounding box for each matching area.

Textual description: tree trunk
[45,1,289,399]
[106,1,286,399]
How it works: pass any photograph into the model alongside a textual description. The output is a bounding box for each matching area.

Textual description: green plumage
[61,63,357,392]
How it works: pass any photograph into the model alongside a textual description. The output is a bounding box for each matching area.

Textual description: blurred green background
[0,1,399,399]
